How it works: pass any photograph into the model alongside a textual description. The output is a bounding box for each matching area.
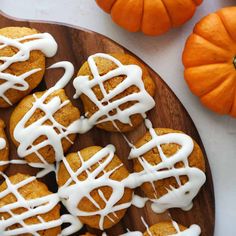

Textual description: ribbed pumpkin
[96,0,203,36]
[183,7,236,117]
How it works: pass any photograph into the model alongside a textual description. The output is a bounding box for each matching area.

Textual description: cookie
[132,128,205,200]
[74,53,155,132]
[10,89,80,164]
[0,27,46,107]
[0,173,61,235]
[57,145,133,229]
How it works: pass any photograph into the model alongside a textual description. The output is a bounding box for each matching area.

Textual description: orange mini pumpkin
[183,7,236,117]
[96,0,203,36]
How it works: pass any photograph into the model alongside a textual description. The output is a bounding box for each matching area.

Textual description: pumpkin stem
[234,56,236,69]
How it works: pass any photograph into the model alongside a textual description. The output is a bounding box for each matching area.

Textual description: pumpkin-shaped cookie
[183,7,236,117]
[96,0,203,36]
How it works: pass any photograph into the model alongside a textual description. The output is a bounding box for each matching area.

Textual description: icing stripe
[0,138,6,150]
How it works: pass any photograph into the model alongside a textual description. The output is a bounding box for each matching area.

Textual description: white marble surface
[0,0,235,235]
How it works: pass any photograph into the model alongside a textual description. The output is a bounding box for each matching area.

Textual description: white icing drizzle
[128,119,206,213]
[170,221,201,236]
[120,232,142,236]
[0,172,82,236]
[0,33,58,105]
[58,144,132,230]
[0,159,26,168]
[13,61,78,177]
[116,231,143,236]
[73,53,155,133]
[0,138,6,150]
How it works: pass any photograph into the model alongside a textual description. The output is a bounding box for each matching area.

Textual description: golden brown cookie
[57,146,133,229]
[0,119,9,172]
[77,53,155,132]
[10,89,80,164]
[143,221,187,236]
[0,173,61,236]
[133,128,205,199]
[0,27,46,107]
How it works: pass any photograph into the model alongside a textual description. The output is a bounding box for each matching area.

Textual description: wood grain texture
[0,11,215,236]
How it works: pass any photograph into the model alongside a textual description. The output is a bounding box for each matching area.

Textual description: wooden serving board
[0,11,215,236]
